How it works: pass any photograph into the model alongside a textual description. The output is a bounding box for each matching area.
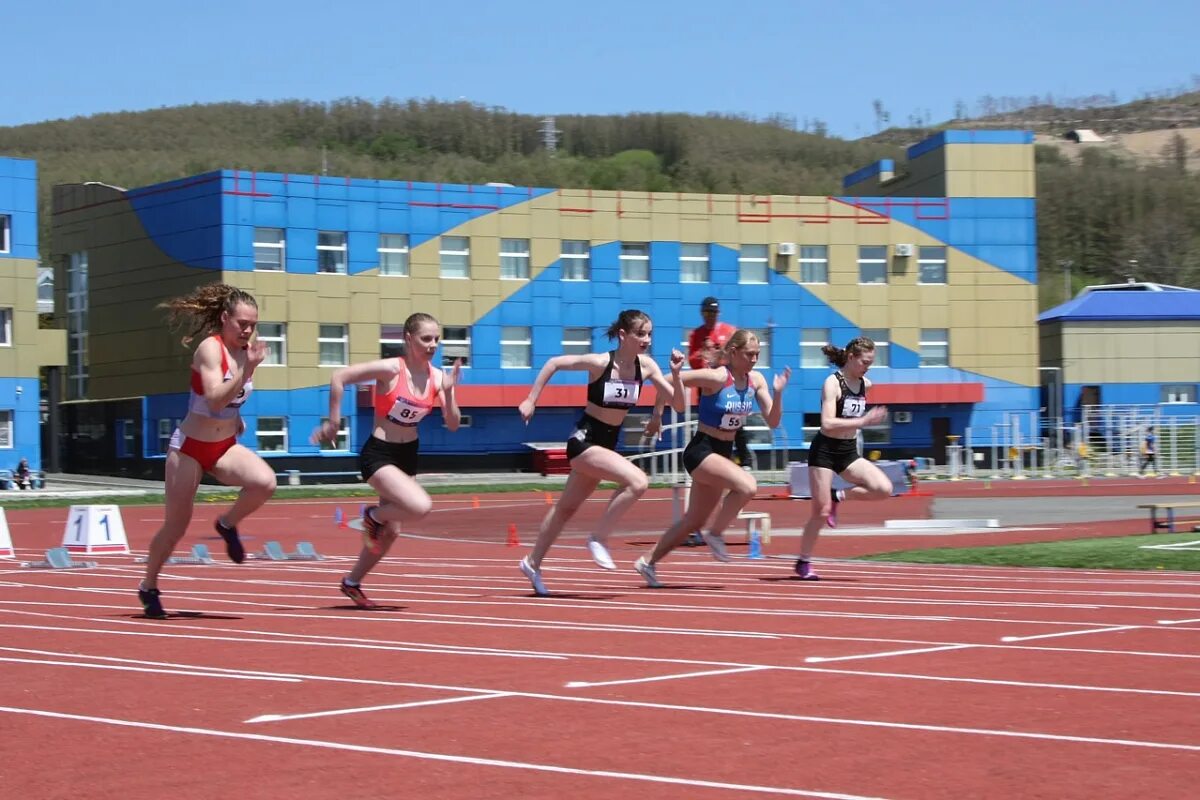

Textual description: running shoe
[340,578,379,609]
[634,556,663,588]
[587,536,617,570]
[214,518,245,563]
[519,556,550,597]
[361,506,384,554]
[138,587,168,619]
[684,531,704,547]
[794,559,821,581]
[700,531,732,562]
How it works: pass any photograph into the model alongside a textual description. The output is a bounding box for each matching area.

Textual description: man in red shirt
[687,297,737,371]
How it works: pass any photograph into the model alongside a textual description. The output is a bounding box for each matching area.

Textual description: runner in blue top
[634,329,790,586]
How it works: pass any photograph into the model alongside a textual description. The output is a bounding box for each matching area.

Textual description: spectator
[1139,426,1157,476]
[14,458,32,490]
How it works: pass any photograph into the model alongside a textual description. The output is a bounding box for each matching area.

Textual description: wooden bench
[735,511,772,544]
[1137,502,1200,533]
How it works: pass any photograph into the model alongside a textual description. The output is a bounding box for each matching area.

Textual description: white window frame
[157,418,175,454]
[0,215,10,254]
[858,245,888,284]
[560,240,590,281]
[318,323,348,366]
[680,243,710,283]
[501,325,532,368]
[739,244,769,284]
[380,324,406,358]
[562,326,591,355]
[379,233,409,277]
[445,414,472,428]
[861,328,890,368]
[801,328,830,368]
[919,328,950,367]
[319,417,351,451]
[255,416,289,453]
[0,409,12,448]
[67,251,88,400]
[0,307,11,347]
[918,246,948,284]
[441,326,471,367]
[746,327,771,370]
[317,231,348,274]
[862,416,892,445]
[1161,384,1197,404]
[257,322,286,366]
[619,242,650,282]
[253,227,285,271]
[116,417,136,458]
[500,238,530,280]
[799,245,828,284]
[440,235,471,279]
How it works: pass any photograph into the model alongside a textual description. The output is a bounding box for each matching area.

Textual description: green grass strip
[860,532,1200,571]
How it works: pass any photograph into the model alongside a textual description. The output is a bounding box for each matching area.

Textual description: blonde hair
[724,328,759,355]
[159,282,257,347]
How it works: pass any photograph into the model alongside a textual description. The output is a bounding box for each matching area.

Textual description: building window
[918,246,947,284]
[0,215,10,253]
[561,240,590,281]
[500,238,530,280]
[562,327,592,355]
[256,417,288,452]
[379,234,409,276]
[157,419,175,454]
[317,231,347,274]
[258,323,286,366]
[501,326,532,368]
[441,326,471,367]
[858,245,888,284]
[799,245,828,284]
[0,409,11,448]
[319,418,350,451]
[919,328,950,367]
[115,418,136,458]
[746,327,770,369]
[67,251,88,400]
[318,324,348,366]
[440,235,470,278]
[862,415,891,445]
[680,243,709,283]
[37,274,53,311]
[801,328,829,368]
[619,242,650,282]
[446,414,472,428]
[380,324,406,358]
[1162,384,1197,404]
[861,328,890,368]
[0,307,11,346]
[739,244,769,284]
[253,227,285,271]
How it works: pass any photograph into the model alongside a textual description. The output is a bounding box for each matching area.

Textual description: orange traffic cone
[544,492,553,506]
[472,496,481,509]
[506,523,520,547]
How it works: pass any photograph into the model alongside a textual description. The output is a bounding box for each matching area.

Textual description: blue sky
[3,0,1197,140]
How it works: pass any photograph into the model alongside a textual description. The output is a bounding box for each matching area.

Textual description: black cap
[700,296,720,311]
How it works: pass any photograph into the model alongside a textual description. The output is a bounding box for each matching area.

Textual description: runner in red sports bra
[138,283,278,620]
[312,312,463,609]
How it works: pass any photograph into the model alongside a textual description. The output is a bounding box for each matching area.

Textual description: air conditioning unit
[893,411,913,424]
[894,243,914,257]
[777,242,797,256]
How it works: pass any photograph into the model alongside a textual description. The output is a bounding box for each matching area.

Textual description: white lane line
[1001,626,1142,643]
[0,656,301,682]
[0,706,887,800]
[805,645,974,664]
[1158,617,1200,626]
[565,666,770,689]
[246,692,512,724]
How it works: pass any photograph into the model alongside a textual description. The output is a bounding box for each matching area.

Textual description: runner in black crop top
[586,351,643,409]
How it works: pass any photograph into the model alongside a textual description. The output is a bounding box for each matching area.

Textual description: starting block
[736,511,772,544]
[253,541,326,562]
[21,547,99,570]
[135,544,215,565]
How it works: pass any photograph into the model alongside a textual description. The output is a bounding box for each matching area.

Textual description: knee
[249,471,277,495]
[409,494,433,520]
[869,482,891,500]
[627,473,649,497]
[811,498,833,517]
[732,475,757,500]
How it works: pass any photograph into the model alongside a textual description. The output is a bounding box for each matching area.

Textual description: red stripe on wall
[869,383,985,404]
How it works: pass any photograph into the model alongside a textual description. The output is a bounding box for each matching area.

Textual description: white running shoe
[700,531,732,562]
[519,556,549,596]
[587,536,617,570]
[634,556,663,588]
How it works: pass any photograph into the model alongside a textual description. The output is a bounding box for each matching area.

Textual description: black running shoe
[215,518,246,564]
[138,587,168,619]
[340,579,379,609]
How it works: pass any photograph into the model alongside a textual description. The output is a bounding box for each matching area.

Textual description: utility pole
[1059,259,1073,301]
[540,117,562,155]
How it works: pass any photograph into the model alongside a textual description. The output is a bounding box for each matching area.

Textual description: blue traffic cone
[335,507,348,529]
[747,528,764,559]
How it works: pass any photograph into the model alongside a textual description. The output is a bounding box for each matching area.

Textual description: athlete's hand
[669,349,685,376]
[246,340,268,369]
[443,358,463,392]
[309,418,340,445]
[773,366,792,393]
[644,415,663,440]
[518,398,536,424]
[864,405,889,425]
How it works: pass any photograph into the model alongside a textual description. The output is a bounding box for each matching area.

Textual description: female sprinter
[517,309,683,596]
[312,313,461,608]
[634,329,789,587]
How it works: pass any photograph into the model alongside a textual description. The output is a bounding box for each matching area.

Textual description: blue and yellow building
[49,130,1040,476]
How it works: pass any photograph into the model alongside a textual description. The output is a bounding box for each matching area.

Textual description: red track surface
[1,481,1198,798]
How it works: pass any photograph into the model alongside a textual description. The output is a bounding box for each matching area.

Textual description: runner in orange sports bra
[138,283,277,619]
[312,312,462,609]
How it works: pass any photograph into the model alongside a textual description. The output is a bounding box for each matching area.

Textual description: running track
[0,488,1198,798]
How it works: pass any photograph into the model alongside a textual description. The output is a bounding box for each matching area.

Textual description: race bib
[843,396,866,418]
[386,395,431,426]
[719,412,747,431]
[603,379,638,406]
